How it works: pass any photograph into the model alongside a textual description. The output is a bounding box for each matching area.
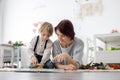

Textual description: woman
[52,19,84,70]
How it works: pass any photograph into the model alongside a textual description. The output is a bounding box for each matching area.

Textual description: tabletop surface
[0,68,120,80]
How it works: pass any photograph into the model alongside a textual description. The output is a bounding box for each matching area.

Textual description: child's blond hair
[39,22,53,36]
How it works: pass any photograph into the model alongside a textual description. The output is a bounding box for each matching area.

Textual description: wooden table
[0,68,120,80]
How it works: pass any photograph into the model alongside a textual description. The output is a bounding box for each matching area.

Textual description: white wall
[3,0,34,43]
[2,0,76,43]
[0,1,2,43]
[0,0,5,43]
[1,0,120,64]
[2,0,120,42]
[80,0,120,38]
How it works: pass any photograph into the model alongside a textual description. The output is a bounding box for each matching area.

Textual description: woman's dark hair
[55,19,75,40]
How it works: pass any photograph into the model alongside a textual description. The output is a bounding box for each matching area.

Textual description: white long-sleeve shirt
[28,36,53,63]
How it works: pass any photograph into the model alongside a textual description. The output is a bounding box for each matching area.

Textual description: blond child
[28,22,54,68]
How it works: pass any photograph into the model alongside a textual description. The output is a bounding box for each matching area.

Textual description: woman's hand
[53,53,68,62]
[55,64,77,70]
[64,64,77,70]
[53,53,78,70]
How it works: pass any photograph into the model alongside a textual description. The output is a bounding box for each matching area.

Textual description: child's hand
[31,55,38,65]
[37,63,44,68]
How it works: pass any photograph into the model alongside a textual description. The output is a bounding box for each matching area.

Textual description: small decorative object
[111,29,118,33]
[74,0,103,19]
[80,61,93,69]
[32,21,43,34]
[8,41,24,47]
[108,47,120,51]
[108,63,120,69]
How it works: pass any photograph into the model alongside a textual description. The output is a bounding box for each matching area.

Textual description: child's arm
[41,40,53,64]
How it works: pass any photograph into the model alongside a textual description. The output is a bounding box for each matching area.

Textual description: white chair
[86,38,94,63]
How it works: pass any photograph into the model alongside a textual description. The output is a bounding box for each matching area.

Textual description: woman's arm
[53,53,78,70]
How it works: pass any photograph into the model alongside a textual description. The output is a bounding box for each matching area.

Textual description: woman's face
[56,29,71,45]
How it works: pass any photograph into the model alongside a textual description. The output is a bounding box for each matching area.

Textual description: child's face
[40,30,50,41]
